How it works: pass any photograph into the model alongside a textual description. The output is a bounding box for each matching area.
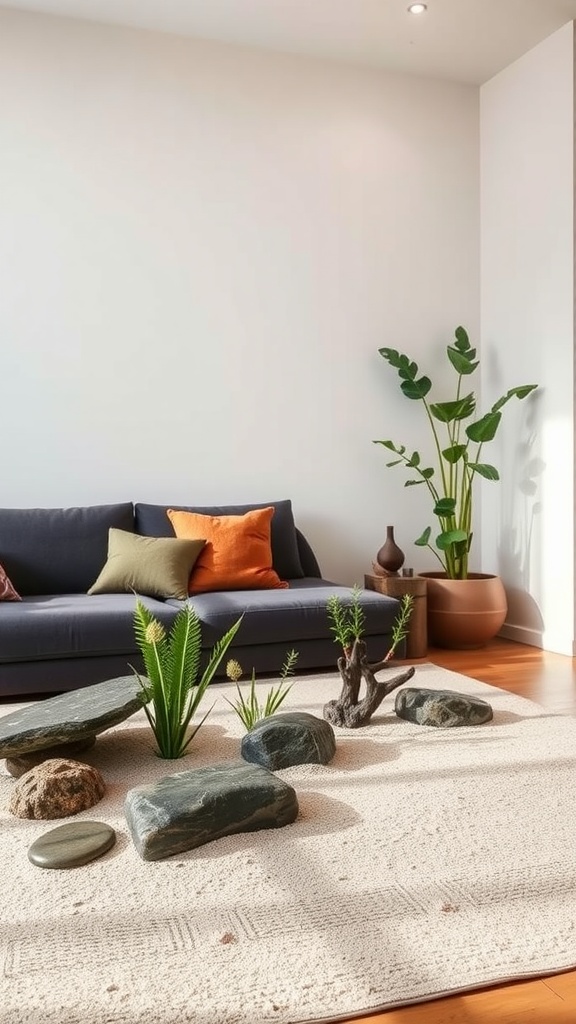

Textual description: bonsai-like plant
[374,326,538,580]
[323,587,415,729]
[224,649,299,731]
[131,599,242,759]
[327,585,413,663]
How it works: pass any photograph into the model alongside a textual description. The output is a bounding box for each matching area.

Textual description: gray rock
[28,820,116,869]
[9,758,106,819]
[125,761,298,861]
[0,676,146,757]
[395,687,493,727]
[241,712,336,770]
[5,737,97,778]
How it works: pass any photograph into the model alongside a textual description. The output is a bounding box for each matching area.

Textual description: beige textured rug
[2,663,576,1024]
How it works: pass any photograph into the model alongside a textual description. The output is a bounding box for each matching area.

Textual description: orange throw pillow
[167,507,289,594]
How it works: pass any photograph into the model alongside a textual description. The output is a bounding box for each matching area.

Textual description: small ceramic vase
[376,525,405,574]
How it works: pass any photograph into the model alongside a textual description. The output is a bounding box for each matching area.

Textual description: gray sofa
[0,500,403,697]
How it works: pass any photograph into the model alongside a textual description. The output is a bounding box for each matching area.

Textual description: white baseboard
[498,622,543,649]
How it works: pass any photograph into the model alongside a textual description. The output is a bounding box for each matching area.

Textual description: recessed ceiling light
[407,3,427,13]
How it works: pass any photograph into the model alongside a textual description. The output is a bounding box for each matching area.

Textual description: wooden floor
[346,638,576,1024]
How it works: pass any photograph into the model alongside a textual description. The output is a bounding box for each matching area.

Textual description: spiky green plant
[225,649,299,731]
[131,599,242,759]
[326,585,365,653]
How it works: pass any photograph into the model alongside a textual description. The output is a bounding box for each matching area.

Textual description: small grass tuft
[225,649,299,731]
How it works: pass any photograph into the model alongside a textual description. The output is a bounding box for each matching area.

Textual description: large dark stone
[241,712,336,770]
[125,761,299,861]
[0,676,146,757]
[28,820,116,869]
[395,687,493,727]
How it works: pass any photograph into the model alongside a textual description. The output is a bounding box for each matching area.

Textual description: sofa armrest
[295,528,322,578]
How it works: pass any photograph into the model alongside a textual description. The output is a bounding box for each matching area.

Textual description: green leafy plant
[224,649,299,731]
[327,587,413,661]
[131,599,242,759]
[374,326,538,579]
[386,594,413,661]
[327,585,365,654]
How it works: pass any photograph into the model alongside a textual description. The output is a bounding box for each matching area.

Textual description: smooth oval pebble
[28,820,116,869]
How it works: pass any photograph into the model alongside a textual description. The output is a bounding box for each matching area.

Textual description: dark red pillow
[0,562,21,601]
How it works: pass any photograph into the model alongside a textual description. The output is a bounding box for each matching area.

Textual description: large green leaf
[379,349,418,382]
[469,462,499,480]
[378,347,402,366]
[433,497,457,516]
[436,529,469,550]
[414,527,432,546]
[400,376,432,400]
[441,444,467,464]
[454,325,470,351]
[430,394,475,422]
[379,347,430,398]
[447,347,479,375]
[466,410,501,442]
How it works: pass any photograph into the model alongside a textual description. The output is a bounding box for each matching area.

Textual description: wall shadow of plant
[497,385,544,639]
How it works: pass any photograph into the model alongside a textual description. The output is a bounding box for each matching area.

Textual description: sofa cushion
[166,579,400,649]
[0,562,21,602]
[168,507,288,594]
[135,500,304,580]
[87,529,206,600]
[0,504,135,596]
[0,594,179,663]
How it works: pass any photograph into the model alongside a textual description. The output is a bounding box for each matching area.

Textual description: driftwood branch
[323,639,415,728]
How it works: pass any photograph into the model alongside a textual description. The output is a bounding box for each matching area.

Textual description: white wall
[480,23,574,654]
[0,8,479,584]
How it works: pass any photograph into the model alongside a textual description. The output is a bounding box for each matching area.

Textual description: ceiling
[1,0,576,85]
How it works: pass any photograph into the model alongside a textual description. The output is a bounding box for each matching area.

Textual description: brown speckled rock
[9,758,106,820]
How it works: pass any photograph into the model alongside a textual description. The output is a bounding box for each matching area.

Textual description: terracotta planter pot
[419,572,507,649]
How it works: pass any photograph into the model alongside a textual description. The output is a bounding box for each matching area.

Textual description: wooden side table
[364,573,428,659]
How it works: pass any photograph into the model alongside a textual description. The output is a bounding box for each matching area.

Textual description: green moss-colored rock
[395,687,493,727]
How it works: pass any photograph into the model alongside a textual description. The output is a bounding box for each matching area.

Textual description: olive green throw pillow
[88,529,206,600]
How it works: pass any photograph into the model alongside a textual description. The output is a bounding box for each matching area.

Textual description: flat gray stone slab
[395,687,493,727]
[6,737,97,778]
[125,761,299,861]
[241,712,336,770]
[0,676,146,757]
[28,820,116,869]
